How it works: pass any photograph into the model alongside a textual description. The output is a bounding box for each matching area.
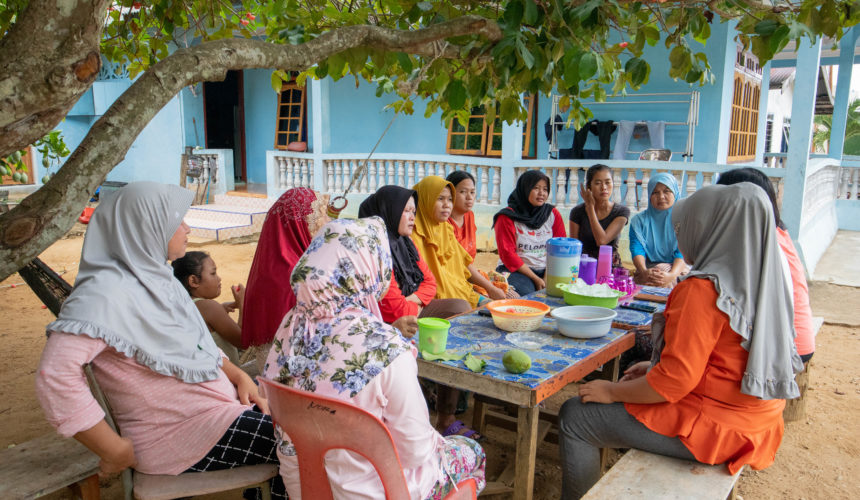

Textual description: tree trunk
[0,0,110,156]
[0,16,500,281]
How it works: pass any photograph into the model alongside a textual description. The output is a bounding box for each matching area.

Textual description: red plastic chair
[259,377,478,500]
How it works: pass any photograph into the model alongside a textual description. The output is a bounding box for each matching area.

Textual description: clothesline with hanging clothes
[548,91,699,161]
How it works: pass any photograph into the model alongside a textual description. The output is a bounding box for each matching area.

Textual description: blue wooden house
[25,21,860,274]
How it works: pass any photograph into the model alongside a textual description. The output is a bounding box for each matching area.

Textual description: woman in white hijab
[35,182,285,498]
[557,183,803,499]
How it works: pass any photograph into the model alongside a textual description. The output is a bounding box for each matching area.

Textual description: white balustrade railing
[270,151,788,211]
[801,164,841,228]
[318,156,502,205]
[513,164,784,214]
[763,152,787,168]
[274,155,314,190]
[838,166,860,200]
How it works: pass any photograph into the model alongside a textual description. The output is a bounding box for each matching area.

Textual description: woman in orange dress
[558,183,803,499]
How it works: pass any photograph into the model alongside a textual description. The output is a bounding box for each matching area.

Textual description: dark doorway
[204,70,247,182]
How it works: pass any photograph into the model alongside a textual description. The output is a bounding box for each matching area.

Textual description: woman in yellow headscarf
[412,176,506,307]
[412,176,506,440]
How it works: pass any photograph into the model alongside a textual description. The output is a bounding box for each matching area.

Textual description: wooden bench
[581,449,743,500]
[0,433,100,500]
[783,316,823,422]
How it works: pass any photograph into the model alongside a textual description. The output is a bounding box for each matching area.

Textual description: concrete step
[214,193,276,211]
[185,217,260,241]
[187,204,267,226]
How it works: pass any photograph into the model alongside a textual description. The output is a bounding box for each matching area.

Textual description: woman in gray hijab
[35,182,285,498]
[557,183,802,499]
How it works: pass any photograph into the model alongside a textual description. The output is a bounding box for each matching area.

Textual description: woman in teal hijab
[629,173,688,287]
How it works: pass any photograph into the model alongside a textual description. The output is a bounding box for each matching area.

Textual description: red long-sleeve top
[379,247,437,324]
[495,208,566,272]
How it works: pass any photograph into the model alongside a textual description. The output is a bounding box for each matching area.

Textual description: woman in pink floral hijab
[263,217,485,499]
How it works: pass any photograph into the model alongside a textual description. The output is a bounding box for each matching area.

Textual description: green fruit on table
[502,349,532,374]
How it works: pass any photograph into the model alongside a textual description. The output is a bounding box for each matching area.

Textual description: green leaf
[464,353,486,372]
[517,39,535,69]
[524,0,538,25]
[395,52,413,74]
[625,57,649,86]
[270,72,283,92]
[327,55,346,79]
[754,19,779,36]
[504,0,524,27]
[684,68,703,84]
[769,25,791,54]
[446,80,467,110]
[579,52,597,80]
[421,350,465,361]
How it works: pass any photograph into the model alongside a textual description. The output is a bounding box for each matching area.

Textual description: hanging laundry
[612,120,636,160]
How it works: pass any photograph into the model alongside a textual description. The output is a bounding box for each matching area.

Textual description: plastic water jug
[546,238,583,297]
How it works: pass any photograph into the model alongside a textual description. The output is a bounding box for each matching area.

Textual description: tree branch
[0,0,111,157]
[0,15,501,280]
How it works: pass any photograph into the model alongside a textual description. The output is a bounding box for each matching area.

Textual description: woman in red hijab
[241,188,330,369]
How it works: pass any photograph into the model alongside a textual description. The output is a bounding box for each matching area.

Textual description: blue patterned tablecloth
[418,290,644,389]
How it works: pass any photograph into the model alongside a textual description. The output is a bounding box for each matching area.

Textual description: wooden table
[417,292,637,500]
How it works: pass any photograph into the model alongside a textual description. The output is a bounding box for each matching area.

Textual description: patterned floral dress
[263,217,485,499]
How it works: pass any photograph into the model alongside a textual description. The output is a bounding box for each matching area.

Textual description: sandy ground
[1,230,858,500]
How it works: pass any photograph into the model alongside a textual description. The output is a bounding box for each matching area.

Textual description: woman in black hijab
[493,170,567,295]
[359,185,470,334]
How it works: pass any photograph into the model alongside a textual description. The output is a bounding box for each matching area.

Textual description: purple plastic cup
[580,256,597,285]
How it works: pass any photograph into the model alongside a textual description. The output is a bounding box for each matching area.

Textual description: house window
[728,49,762,163]
[275,83,306,150]
[446,95,536,158]
[727,72,761,163]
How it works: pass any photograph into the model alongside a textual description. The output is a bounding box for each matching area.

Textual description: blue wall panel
[244,69,279,184]
[327,78,447,154]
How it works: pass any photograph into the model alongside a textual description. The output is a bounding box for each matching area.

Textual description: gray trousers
[558,397,696,499]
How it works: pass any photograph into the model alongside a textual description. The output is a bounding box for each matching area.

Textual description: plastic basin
[551,306,617,339]
[559,286,623,309]
[485,299,551,332]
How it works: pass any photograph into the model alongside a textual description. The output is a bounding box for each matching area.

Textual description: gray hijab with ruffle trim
[47,182,221,382]
[671,183,803,400]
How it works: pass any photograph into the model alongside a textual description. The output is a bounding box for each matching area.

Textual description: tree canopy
[1,0,858,280]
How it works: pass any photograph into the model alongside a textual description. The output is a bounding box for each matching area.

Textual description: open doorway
[204,70,246,184]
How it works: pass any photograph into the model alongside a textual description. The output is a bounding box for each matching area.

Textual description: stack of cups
[596,245,613,284]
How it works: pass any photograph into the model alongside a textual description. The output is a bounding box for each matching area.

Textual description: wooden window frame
[447,95,537,159]
[727,70,760,163]
[274,82,307,150]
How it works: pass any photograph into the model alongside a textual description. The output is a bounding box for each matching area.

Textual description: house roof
[768,67,834,114]
[769,67,794,89]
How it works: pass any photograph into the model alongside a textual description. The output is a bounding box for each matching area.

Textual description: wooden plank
[0,434,100,500]
[513,406,540,500]
[534,332,634,404]
[480,481,513,497]
[417,359,534,406]
[581,449,742,500]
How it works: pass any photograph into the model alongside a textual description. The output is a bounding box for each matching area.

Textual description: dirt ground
[1,231,858,499]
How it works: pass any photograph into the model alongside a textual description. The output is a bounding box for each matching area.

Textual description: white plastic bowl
[551,306,617,339]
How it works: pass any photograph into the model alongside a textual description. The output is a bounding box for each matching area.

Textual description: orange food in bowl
[485,299,551,332]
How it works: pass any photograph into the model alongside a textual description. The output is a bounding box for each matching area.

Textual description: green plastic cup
[417,317,451,355]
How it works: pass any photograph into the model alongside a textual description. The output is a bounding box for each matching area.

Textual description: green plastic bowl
[561,289,623,309]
